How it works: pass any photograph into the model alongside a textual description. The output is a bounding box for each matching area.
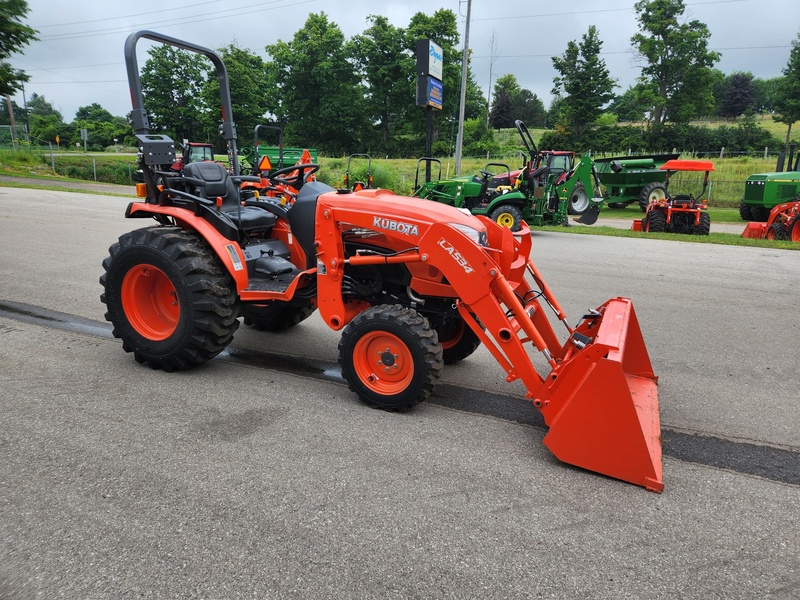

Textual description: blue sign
[427,78,443,110]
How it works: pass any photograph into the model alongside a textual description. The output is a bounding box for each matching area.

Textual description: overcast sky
[8,0,800,122]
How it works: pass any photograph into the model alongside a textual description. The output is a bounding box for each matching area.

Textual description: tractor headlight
[449,223,488,246]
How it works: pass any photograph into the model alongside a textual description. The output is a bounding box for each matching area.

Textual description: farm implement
[412,120,604,231]
[102,30,664,492]
[741,197,800,241]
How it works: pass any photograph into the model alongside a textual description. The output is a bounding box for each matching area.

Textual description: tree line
[2,0,799,157]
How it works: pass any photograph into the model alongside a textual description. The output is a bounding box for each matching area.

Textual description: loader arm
[313,192,663,492]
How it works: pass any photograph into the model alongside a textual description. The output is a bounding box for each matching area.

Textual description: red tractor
[632,159,714,235]
[104,30,664,492]
[741,197,800,241]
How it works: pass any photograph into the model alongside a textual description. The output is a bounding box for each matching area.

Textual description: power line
[31,0,222,28]
[37,0,312,41]
[472,0,750,21]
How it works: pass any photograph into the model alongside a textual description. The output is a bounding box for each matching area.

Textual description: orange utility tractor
[633,159,714,235]
[740,196,800,241]
[103,31,663,492]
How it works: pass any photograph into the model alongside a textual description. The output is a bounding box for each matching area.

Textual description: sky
[7,0,800,123]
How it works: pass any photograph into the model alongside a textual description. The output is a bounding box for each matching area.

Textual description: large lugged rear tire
[638,182,667,212]
[567,182,590,215]
[750,206,771,222]
[789,216,800,243]
[692,212,711,235]
[644,210,666,232]
[100,226,240,371]
[338,305,443,411]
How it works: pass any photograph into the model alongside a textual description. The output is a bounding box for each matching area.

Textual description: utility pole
[453,0,472,176]
[5,95,19,150]
[486,31,500,128]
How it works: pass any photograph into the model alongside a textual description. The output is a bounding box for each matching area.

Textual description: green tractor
[412,120,604,231]
[739,145,800,221]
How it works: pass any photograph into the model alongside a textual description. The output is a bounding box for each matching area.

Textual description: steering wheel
[268,163,320,189]
[479,169,494,179]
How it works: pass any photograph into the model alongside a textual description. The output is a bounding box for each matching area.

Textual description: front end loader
[741,196,800,241]
[103,30,663,492]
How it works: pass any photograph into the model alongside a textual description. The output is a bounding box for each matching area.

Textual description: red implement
[538,298,662,492]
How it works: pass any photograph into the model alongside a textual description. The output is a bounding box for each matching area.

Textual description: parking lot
[1,186,798,598]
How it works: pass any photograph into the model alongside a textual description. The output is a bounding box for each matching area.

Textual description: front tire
[767,222,788,240]
[100,226,239,371]
[739,200,753,221]
[489,204,524,232]
[338,305,443,411]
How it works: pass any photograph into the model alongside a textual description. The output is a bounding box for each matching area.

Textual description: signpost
[415,39,444,183]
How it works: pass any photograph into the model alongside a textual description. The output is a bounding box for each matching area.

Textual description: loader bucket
[741,222,767,239]
[538,298,663,492]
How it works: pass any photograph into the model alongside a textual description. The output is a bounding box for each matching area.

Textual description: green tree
[0,0,38,96]
[551,25,616,137]
[489,74,520,128]
[462,117,498,157]
[515,89,547,128]
[488,74,546,129]
[774,30,800,148]
[753,76,781,114]
[139,45,209,142]
[201,43,271,148]
[632,0,720,125]
[720,72,757,118]
[609,86,650,122]
[351,15,412,148]
[73,103,131,149]
[25,93,67,144]
[75,102,114,123]
[266,12,368,154]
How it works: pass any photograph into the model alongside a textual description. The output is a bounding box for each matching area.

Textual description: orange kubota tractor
[103,31,663,492]
[741,196,800,241]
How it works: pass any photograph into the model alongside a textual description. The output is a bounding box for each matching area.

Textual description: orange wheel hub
[121,264,180,340]
[352,332,414,395]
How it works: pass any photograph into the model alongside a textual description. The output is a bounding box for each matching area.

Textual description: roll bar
[124,30,240,175]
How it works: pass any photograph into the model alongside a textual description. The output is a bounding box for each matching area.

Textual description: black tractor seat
[183,162,276,232]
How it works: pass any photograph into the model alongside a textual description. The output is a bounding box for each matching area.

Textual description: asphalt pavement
[0,185,798,599]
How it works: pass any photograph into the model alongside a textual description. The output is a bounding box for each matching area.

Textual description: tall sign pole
[416,39,444,183]
[454,0,472,176]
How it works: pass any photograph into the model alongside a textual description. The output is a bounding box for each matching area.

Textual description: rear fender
[485,192,527,214]
[126,202,249,292]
